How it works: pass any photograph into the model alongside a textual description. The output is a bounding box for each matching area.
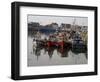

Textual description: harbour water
[27,36,88,67]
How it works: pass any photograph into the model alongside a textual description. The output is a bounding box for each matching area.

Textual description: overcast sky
[28,15,88,26]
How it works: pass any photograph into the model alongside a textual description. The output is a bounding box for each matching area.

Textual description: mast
[71,18,76,31]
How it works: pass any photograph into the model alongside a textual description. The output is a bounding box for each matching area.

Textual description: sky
[27,15,88,26]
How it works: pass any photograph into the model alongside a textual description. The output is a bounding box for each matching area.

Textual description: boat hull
[47,41,71,48]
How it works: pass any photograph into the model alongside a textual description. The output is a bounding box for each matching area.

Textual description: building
[29,22,40,27]
[28,22,40,31]
[50,23,58,29]
[45,23,58,29]
[81,26,88,32]
[60,23,71,31]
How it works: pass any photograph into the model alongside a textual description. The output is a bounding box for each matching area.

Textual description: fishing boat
[47,34,58,47]
[47,32,71,48]
[81,31,87,45]
[72,32,86,50]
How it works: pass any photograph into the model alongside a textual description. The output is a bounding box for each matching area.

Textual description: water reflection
[32,45,87,60]
[28,36,87,66]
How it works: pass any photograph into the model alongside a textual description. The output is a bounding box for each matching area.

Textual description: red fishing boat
[47,33,65,48]
[47,41,64,48]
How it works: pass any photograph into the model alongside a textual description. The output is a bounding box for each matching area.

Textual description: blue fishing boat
[72,32,86,50]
